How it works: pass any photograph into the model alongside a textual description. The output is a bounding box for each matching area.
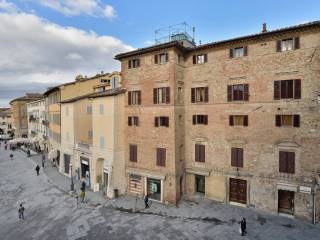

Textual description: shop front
[147,178,162,201]
[80,156,90,187]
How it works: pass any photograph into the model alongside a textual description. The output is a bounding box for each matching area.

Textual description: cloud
[36,0,117,19]
[0,0,18,13]
[0,11,134,107]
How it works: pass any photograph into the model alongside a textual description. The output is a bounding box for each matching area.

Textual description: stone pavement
[0,144,320,240]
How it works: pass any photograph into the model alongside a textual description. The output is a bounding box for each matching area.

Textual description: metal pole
[70,164,74,192]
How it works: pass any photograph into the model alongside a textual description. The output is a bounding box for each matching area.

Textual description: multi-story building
[0,108,13,136]
[10,93,43,138]
[26,98,47,151]
[115,21,320,221]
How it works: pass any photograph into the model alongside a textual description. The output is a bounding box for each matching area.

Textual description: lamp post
[70,163,74,192]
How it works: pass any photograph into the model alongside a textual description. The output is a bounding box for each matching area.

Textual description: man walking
[10,153,13,160]
[35,165,40,176]
[18,204,25,220]
[144,194,149,209]
[42,154,45,168]
[80,190,85,203]
[240,217,247,236]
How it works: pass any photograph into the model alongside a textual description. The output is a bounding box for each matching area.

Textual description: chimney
[262,23,267,33]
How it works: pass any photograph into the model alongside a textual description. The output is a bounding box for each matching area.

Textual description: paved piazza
[0,145,319,240]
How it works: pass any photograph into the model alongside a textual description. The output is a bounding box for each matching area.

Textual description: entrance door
[147,178,161,201]
[195,175,205,194]
[278,190,294,214]
[103,172,108,190]
[229,178,247,204]
[80,157,90,187]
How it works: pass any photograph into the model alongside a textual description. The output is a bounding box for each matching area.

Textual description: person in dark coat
[81,180,86,192]
[240,217,247,236]
[144,194,149,209]
[35,165,40,176]
[18,204,25,220]
[42,154,45,168]
[10,153,13,160]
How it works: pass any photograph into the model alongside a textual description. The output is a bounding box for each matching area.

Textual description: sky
[0,0,319,107]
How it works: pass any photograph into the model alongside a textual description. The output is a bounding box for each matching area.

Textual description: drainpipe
[312,176,317,224]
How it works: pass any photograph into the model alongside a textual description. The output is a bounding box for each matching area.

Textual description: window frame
[156,148,166,166]
[229,115,248,127]
[192,115,208,125]
[195,144,205,162]
[227,84,249,101]
[128,90,141,105]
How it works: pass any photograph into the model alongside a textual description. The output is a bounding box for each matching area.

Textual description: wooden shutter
[279,151,286,172]
[191,88,195,103]
[130,145,137,162]
[129,145,133,161]
[200,145,205,162]
[134,117,139,126]
[294,79,301,99]
[229,48,234,58]
[287,152,295,173]
[193,55,196,64]
[294,37,300,50]
[276,115,281,127]
[138,91,141,105]
[293,115,300,127]
[204,54,208,63]
[276,40,282,52]
[204,87,209,102]
[162,148,166,166]
[154,54,158,64]
[243,46,248,56]
[155,117,159,127]
[243,115,248,126]
[238,148,243,167]
[165,52,169,62]
[128,91,132,105]
[243,84,249,101]
[166,87,170,104]
[195,144,199,162]
[153,88,157,104]
[227,85,233,101]
[128,117,132,126]
[128,60,131,69]
[192,115,196,125]
[156,148,161,166]
[274,81,280,100]
[231,148,237,166]
[165,117,169,127]
[204,115,208,125]
[229,116,234,126]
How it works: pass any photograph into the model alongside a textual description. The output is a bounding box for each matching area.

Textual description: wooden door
[278,190,294,214]
[229,178,247,204]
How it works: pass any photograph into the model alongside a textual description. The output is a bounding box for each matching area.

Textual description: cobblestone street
[0,145,320,240]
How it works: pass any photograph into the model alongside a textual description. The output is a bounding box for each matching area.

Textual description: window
[227,84,249,101]
[229,115,248,126]
[193,54,208,64]
[230,46,247,58]
[192,115,208,125]
[279,151,295,174]
[274,79,301,100]
[100,136,105,148]
[128,59,140,69]
[99,104,104,114]
[275,115,300,127]
[154,52,168,64]
[128,91,141,105]
[86,105,92,114]
[156,148,166,166]
[277,37,299,52]
[128,116,139,126]
[195,144,205,162]
[231,148,243,167]
[129,144,137,162]
[155,116,169,127]
[153,87,170,104]
[191,87,209,103]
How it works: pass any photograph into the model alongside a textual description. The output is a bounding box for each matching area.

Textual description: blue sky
[0,0,319,107]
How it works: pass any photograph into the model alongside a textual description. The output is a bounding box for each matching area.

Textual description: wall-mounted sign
[299,186,311,194]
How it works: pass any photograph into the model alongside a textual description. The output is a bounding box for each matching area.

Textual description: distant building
[0,108,13,136]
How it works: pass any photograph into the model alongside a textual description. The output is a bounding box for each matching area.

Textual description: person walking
[144,194,149,209]
[18,204,25,220]
[10,153,13,160]
[27,149,30,157]
[81,180,86,192]
[35,165,40,176]
[42,154,45,168]
[240,217,247,236]
[80,190,85,203]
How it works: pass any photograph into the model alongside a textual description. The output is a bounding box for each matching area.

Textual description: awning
[48,149,58,160]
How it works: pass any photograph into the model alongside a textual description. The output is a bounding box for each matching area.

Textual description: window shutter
[192,115,196,125]
[166,87,170,104]
[135,117,139,126]
[156,148,161,166]
[288,152,295,173]
[193,55,196,64]
[243,46,248,56]
[138,91,141,105]
[165,52,169,62]
[128,91,132,105]
[244,115,248,126]
[294,79,301,99]
[128,117,132,126]
[238,148,243,167]
[154,54,158,64]
[275,115,281,127]
[276,40,282,52]
[204,115,208,125]
[293,115,300,127]
[229,48,234,58]
[200,145,205,162]
[231,148,236,166]
[244,84,249,101]
[227,85,233,101]
[191,88,195,103]
[229,116,234,126]
[279,151,286,172]
[128,60,131,69]
[153,88,157,104]
[155,117,159,127]
[204,54,208,63]
[134,145,137,162]
[294,37,300,50]
[166,117,169,127]
[274,81,280,100]
[129,145,133,161]
[162,148,166,166]
[204,87,209,102]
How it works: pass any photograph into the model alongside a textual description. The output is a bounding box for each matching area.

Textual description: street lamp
[70,163,74,192]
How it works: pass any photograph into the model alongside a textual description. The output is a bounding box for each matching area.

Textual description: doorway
[195,175,205,195]
[278,190,294,215]
[80,157,90,187]
[147,178,161,201]
[229,178,247,204]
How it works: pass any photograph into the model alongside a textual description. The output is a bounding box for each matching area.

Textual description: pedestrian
[18,204,25,220]
[35,165,40,176]
[81,180,86,192]
[10,153,13,160]
[42,154,45,168]
[144,194,149,209]
[5,144,7,150]
[27,149,30,157]
[80,190,85,203]
[240,217,247,236]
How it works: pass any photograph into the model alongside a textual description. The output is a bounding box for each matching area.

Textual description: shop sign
[130,174,141,181]
[299,186,311,194]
